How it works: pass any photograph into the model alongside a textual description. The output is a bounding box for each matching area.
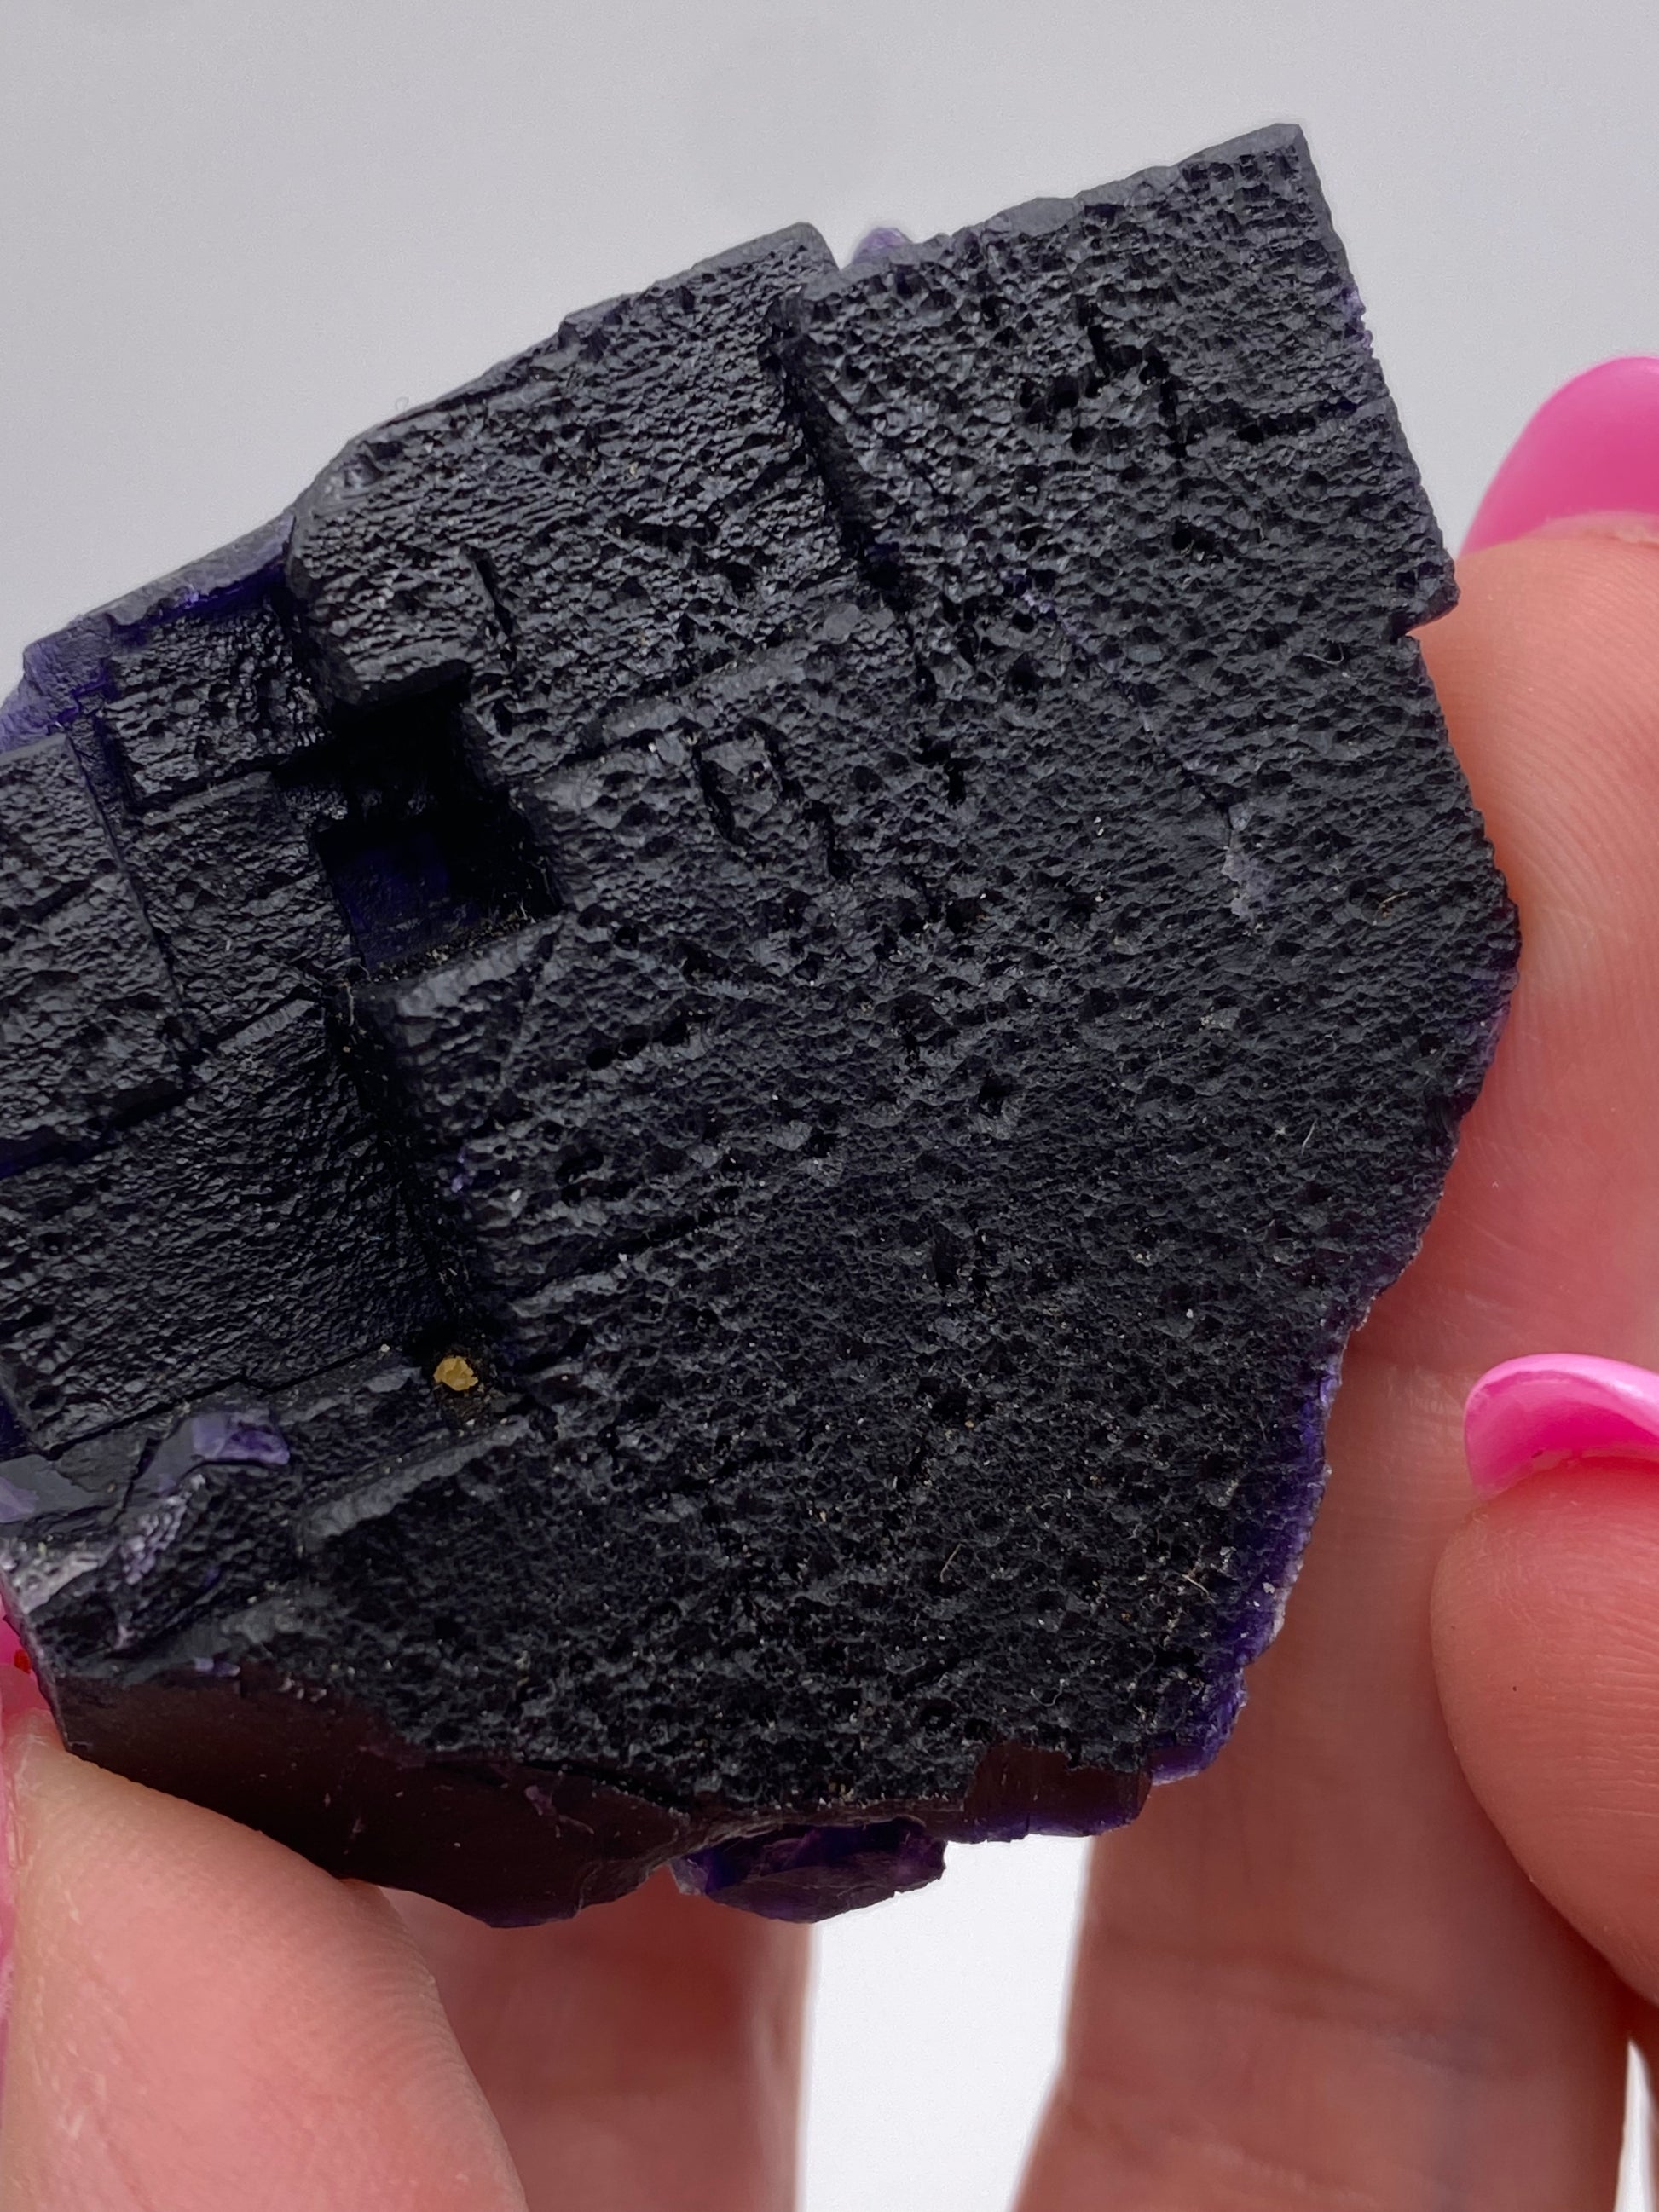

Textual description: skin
[3,534,1658,2209]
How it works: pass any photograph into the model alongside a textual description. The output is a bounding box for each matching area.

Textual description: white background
[4,3,1658,2205]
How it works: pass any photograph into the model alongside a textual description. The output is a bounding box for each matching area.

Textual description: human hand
[9,364,1659,2212]
[0,1644,808,2209]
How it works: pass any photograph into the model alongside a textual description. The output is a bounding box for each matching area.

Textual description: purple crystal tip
[0,1479,37,1526]
[133,1406,293,1499]
[671,1819,946,1921]
[189,1409,291,1467]
[847,225,910,267]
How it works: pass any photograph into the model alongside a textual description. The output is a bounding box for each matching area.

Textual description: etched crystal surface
[0,127,1516,1922]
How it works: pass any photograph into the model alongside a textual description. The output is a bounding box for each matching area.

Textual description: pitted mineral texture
[0,126,1517,1924]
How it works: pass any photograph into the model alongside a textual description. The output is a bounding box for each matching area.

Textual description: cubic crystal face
[0,126,1516,1923]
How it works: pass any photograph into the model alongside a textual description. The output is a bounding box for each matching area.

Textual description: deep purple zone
[188,1411,290,1467]
[1147,1351,1343,1784]
[848,224,910,266]
[673,1821,947,1920]
[0,517,293,761]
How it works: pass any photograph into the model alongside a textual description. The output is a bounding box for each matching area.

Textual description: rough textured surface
[0,735,182,1169]
[0,126,1517,1924]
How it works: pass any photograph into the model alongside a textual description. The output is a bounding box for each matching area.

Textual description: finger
[0,1644,49,2133]
[0,1715,526,2212]
[1434,1374,1659,2009]
[390,1876,807,2212]
[1020,534,1659,2210]
[1434,1428,1659,2158]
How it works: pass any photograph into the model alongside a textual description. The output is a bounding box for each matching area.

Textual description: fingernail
[1464,1353,1659,1496]
[1463,358,1659,553]
[0,1611,49,1729]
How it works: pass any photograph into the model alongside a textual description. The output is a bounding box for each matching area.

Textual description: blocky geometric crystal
[0,127,1517,1923]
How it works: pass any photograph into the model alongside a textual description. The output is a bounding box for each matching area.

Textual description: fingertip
[1,1736,527,2212]
[1433,1466,1659,1994]
[3,1707,63,1901]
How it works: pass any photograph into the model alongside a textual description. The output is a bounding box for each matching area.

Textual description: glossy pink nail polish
[0,1614,47,1727]
[1464,357,1659,553]
[1464,1353,1659,1496]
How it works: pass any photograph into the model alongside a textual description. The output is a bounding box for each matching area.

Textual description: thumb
[1434,1355,1659,2008]
[0,1713,526,2212]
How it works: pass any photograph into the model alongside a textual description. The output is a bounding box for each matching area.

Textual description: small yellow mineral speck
[434,1355,480,1393]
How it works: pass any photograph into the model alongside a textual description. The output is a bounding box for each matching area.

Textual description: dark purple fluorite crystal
[673,1822,946,1920]
[847,224,910,265]
[0,127,1516,1924]
[186,1411,291,1469]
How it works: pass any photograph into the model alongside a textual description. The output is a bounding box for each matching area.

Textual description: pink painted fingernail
[1463,357,1659,553]
[0,1614,48,1728]
[1464,1354,1659,1496]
